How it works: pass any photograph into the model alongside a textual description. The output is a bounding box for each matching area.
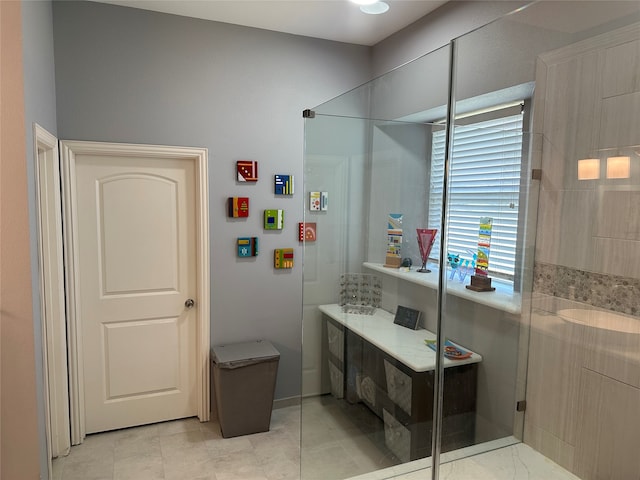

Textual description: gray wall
[22,1,58,477]
[371,0,529,77]
[51,1,371,401]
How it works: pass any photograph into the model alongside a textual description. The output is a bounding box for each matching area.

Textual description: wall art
[274,248,294,269]
[466,217,496,292]
[237,237,258,257]
[264,209,284,230]
[227,197,249,218]
[447,251,475,282]
[298,222,316,242]
[475,217,493,276]
[274,174,294,195]
[237,160,258,182]
[309,191,328,211]
[384,213,403,268]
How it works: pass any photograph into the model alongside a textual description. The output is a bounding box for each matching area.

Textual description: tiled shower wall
[533,262,640,317]
[525,23,640,480]
[532,26,640,320]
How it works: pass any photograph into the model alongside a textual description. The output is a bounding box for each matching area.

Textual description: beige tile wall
[525,22,640,480]
[525,296,640,480]
[535,29,640,279]
[574,369,640,480]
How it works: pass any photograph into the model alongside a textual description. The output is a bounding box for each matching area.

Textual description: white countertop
[363,262,522,315]
[319,304,482,373]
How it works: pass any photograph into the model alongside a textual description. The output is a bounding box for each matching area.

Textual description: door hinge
[516,400,527,412]
[302,109,316,119]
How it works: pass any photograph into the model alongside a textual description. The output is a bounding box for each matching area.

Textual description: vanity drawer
[384,359,412,415]
[328,361,344,399]
[383,409,411,463]
[327,320,344,363]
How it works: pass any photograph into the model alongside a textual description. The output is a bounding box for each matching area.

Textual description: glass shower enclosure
[301,2,640,479]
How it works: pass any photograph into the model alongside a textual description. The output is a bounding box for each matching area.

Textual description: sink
[557,308,639,334]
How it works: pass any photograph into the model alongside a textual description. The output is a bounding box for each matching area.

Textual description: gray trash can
[211,339,280,438]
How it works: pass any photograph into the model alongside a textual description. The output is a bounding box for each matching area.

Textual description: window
[428,105,524,281]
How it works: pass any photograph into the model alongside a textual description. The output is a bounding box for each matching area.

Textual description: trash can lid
[211,340,280,368]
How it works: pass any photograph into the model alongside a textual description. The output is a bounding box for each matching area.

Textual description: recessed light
[360,1,390,14]
[349,0,379,5]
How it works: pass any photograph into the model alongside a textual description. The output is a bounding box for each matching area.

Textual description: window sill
[363,262,521,315]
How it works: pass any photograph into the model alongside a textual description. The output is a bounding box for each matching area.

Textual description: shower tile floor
[52,396,579,480]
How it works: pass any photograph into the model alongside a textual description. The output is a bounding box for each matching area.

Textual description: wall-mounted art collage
[229,160,296,269]
[303,189,327,244]
[298,222,316,242]
[274,174,294,195]
[228,196,249,218]
[236,160,258,182]
[309,191,328,211]
[237,237,258,257]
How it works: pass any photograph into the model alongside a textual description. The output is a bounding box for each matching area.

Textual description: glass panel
[302,2,640,479]
[439,1,640,477]
[301,44,451,480]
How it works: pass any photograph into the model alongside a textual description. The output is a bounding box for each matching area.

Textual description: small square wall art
[274,248,294,269]
[227,197,249,218]
[299,222,316,242]
[309,191,328,211]
[237,237,258,257]
[274,175,294,195]
[264,209,284,230]
[237,160,258,182]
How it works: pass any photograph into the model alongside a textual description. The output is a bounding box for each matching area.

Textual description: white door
[61,141,210,437]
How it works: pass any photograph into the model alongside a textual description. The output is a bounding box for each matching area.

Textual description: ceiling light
[360,1,390,14]
[349,0,378,5]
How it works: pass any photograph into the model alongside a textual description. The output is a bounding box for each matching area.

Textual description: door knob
[185,298,195,309]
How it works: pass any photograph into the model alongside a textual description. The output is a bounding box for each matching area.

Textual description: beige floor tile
[163,456,219,480]
[52,400,575,480]
[58,458,114,480]
[209,452,268,480]
[115,435,161,461]
[113,452,164,480]
[207,434,256,457]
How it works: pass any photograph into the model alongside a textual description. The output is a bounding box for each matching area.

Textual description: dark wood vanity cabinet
[326,315,477,462]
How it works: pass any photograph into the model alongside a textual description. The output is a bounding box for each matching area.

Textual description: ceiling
[90,0,449,46]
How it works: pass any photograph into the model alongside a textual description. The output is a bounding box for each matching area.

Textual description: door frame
[60,140,210,444]
[33,124,71,461]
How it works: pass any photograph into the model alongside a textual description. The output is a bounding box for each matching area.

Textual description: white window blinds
[428,110,523,279]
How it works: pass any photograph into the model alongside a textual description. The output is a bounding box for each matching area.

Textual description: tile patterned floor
[52,406,300,480]
[346,438,581,480]
[52,397,579,480]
